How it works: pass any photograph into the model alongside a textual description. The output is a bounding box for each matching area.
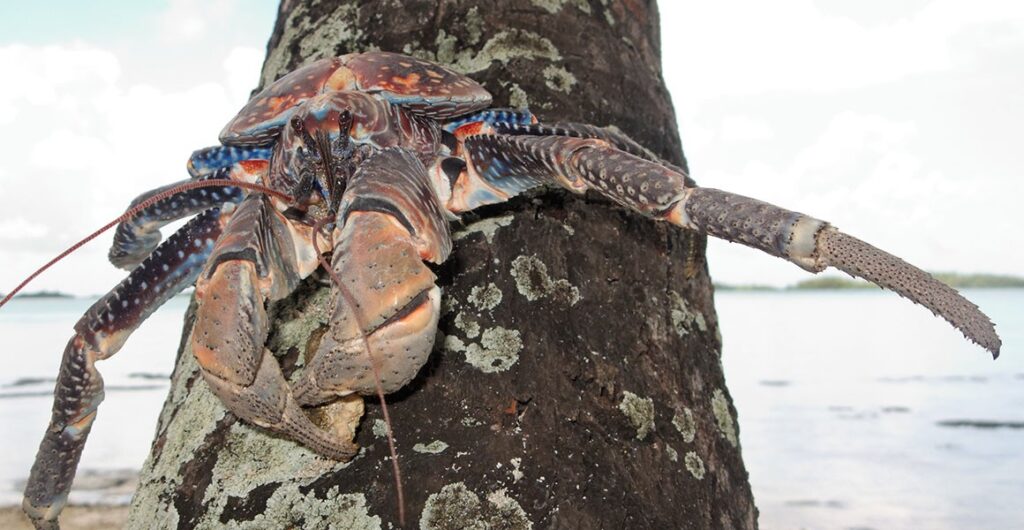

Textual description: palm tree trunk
[128,1,758,528]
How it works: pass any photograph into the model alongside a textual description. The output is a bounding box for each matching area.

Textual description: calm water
[0,290,1021,529]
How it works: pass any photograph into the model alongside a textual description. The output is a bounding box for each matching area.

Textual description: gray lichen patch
[509,255,580,306]
[128,350,225,528]
[419,482,532,530]
[260,2,363,87]
[542,65,577,94]
[207,422,353,501]
[531,0,592,13]
[441,293,460,317]
[297,4,363,65]
[486,489,531,527]
[240,485,380,530]
[266,285,333,361]
[684,451,706,480]
[509,457,524,482]
[443,334,468,355]
[463,7,484,45]
[372,418,389,439]
[463,327,523,373]
[468,283,503,312]
[672,407,697,443]
[415,28,562,76]
[618,391,655,440]
[711,389,738,447]
[460,29,561,73]
[669,290,707,337]
[454,312,481,339]
[413,440,450,454]
[666,445,679,462]
[507,83,530,109]
[453,214,514,244]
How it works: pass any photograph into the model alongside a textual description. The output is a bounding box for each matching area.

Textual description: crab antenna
[0,179,293,309]
[312,217,407,526]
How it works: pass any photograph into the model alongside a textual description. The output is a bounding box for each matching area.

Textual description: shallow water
[717,289,1023,530]
[0,296,189,506]
[0,290,1021,528]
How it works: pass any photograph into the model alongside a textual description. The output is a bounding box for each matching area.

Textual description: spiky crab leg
[454,127,1001,356]
[187,145,273,178]
[23,209,226,530]
[109,160,268,269]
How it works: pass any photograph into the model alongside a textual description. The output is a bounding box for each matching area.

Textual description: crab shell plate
[220,52,492,146]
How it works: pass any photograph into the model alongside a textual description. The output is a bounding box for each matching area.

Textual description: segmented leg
[191,194,359,461]
[187,145,273,177]
[109,161,267,269]
[292,148,451,406]
[491,121,679,172]
[457,131,1001,356]
[442,108,536,133]
[23,209,225,530]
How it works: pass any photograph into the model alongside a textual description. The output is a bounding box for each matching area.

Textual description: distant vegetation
[930,273,1024,288]
[1,290,75,299]
[715,272,1024,291]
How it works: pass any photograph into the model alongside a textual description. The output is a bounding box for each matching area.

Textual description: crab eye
[440,157,466,185]
[441,130,458,152]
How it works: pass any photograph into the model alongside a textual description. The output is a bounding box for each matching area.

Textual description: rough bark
[128,1,757,528]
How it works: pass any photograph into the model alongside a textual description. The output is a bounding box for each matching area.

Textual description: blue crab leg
[456,131,1001,356]
[292,148,450,405]
[187,145,273,177]
[109,161,268,269]
[190,194,359,461]
[23,209,226,530]
[442,108,536,134]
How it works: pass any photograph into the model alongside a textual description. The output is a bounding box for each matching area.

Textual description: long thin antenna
[0,179,293,309]
[312,217,406,526]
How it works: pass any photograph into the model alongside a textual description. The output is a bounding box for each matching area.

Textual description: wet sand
[0,506,129,529]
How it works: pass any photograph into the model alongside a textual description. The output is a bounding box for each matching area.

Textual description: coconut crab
[3,51,1000,529]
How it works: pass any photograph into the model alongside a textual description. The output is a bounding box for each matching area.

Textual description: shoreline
[0,506,129,530]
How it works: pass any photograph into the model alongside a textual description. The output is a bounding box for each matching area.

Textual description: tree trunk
[128,1,757,528]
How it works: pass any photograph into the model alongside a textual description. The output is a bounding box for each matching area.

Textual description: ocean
[1,289,1021,529]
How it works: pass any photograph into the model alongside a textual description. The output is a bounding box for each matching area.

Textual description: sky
[0,0,1021,296]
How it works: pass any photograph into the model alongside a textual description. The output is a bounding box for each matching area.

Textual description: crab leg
[23,208,226,530]
[187,145,272,177]
[191,194,358,460]
[292,148,451,405]
[456,131,1001,356]
[109,161,267,269]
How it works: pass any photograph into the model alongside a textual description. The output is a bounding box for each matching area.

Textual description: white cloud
[224,46,265,102]
[663,3,1024,285]
[0,43,120,125]
[719,115,775,142]
[0,218,48,240]
[661,0,1024,105]
[157,0,238,43]
[0,41,260,295]
[29,128,112,171]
